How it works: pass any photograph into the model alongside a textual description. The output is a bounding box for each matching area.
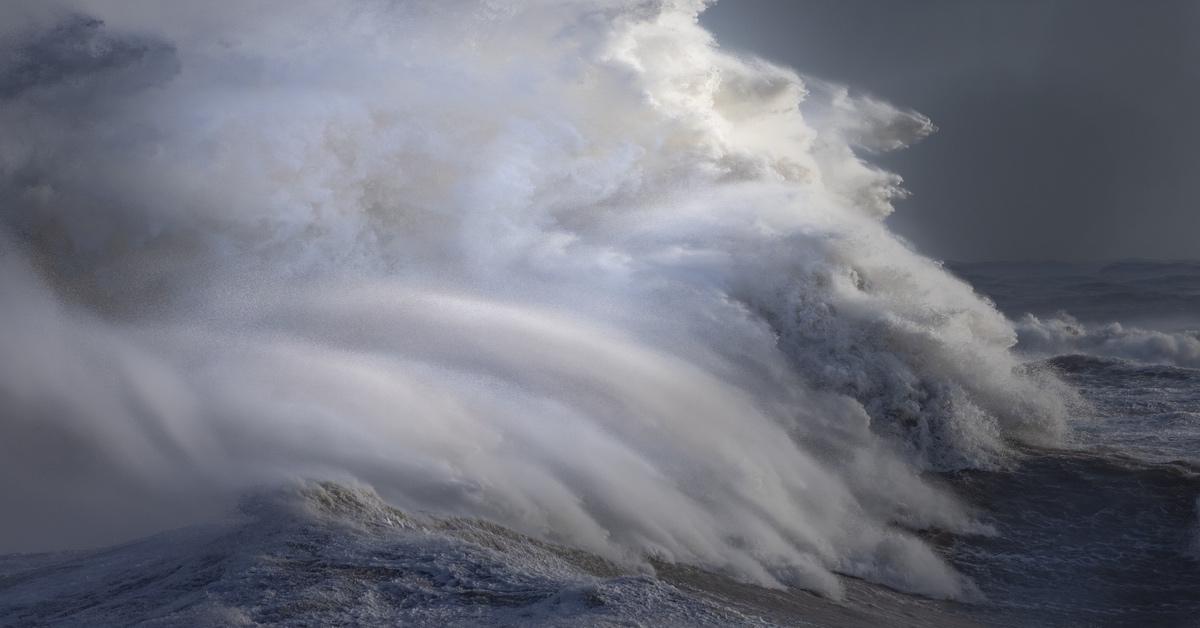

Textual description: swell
[1044,353,1200,381]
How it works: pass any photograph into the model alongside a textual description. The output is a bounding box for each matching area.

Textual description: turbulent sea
[1,2,1199,626]
[5,263,1199,628]
[940,262,1200,626]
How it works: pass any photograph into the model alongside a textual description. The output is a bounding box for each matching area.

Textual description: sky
[703,0,1200,262]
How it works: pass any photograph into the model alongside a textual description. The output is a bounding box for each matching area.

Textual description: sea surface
[942,261,1200,627]
[2,261,1198,627]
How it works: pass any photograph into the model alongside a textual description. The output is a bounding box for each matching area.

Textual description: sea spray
[0,0,1071,599]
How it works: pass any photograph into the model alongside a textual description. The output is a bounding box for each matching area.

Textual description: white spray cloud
[0,0,1073,599]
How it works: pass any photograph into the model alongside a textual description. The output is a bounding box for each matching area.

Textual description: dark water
[946,451,1200,627]
[942,261,1200,627]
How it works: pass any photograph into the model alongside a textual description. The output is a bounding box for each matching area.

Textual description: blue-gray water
[942,261,1200,626]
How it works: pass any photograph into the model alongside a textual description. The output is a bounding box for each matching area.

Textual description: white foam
[0,0,1072,599]
[1017,313,1200,369]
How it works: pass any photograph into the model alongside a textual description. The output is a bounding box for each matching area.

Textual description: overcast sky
[703,0,1200,262]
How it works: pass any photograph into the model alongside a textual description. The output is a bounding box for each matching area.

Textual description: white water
[0,0,1073,599]
[1016,313,1200,369]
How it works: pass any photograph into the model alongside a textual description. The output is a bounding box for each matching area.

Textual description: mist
[0,0,1074,600]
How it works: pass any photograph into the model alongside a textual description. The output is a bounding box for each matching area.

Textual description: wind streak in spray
[0,0,1073,599]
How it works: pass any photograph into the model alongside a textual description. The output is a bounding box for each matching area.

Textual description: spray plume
[0,0,1073,599]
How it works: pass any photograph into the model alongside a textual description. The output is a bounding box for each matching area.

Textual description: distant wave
[950,260,1200,327]
[1017,313,1200,369]
[0,0,1073,599]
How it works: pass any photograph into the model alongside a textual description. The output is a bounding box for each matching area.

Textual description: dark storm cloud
[0,15,178,100]
[703,0,1200,261]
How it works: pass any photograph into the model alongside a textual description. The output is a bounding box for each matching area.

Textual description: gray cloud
[0,15,178,100]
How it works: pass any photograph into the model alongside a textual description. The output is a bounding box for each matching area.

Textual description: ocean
[938,262,1200,625]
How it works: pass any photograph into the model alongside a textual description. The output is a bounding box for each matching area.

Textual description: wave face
[1039,349,1200,466]
[0,1,1072,599]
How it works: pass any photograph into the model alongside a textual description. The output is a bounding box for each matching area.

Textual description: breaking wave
[0,0,1073,599]
[1017,313,1200,369]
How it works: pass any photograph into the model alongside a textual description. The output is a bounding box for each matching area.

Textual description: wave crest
[0,0,1070,598]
